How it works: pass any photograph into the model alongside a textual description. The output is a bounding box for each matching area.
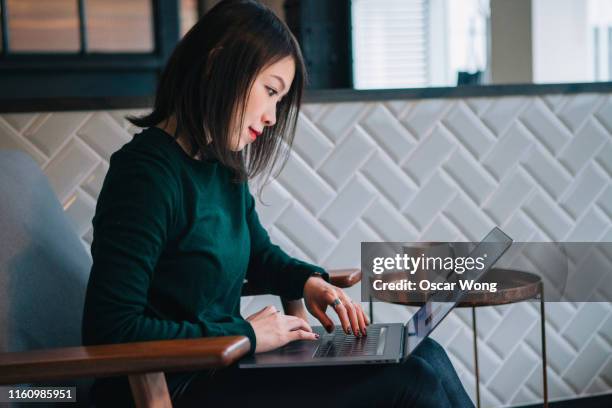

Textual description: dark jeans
[172,338,474,408]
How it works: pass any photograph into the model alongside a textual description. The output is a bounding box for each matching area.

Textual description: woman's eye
[266,86,278,97]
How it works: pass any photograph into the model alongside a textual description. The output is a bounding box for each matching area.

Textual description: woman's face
[230,56,295,151]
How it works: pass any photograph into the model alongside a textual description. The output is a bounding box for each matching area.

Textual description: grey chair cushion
[0,150,93,406]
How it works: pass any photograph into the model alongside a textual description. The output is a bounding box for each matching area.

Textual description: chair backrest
[0,150,93,406]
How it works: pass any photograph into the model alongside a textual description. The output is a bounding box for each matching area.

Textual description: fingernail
[315,334,320,339]
[345,327,351,335]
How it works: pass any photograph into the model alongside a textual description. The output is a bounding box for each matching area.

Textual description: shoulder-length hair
[128,0,307,189]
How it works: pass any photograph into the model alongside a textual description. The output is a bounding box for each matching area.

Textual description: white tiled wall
[1,92,611,406]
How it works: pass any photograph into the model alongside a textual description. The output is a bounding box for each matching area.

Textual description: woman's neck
[155,116,202,161]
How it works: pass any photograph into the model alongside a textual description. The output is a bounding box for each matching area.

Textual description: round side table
[369,268,548,408]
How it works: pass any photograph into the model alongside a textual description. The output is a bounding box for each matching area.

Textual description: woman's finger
[246,304,277,321]
[285,315,313,333]
[340,293,361,337]
[354,301,368,336]
[310,306,335,333]
[288,329,319,342]
[328,293,352,335]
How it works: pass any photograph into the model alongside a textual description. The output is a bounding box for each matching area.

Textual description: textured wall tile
[601,314,612,346]
[404,172,455,229]
[596,141,612,176]
[2,113,37,132]
[565,251,609,302]
[525,320,573,375]
[403,124,455,184]
[420,216,462,241]
[319,126,376,189]
[562,303,610,350]
[384,100,411,116]
[594,96,612,133]
[0,118,46,165]
[487,303,538,359]
[598,185,612,218]
[318,102,366,142]
[360,104,415,162]
[484,172,533,224]
[566,207,609,241]
[448,328,476,371]
[481,96,528,136]
[442,101,496,159]
[253,180,291,226]
[558,119,608,175]
[274,203,335,262]
[443,149,496,205]
[524,364,575,400]
[482,122,532,180]
[488,345,539,402]
[558,94,604,132]
[564,337,609,392]
[24,112,89,156]
[443,195,493,241]
[523,193,572,241]
[542,300,577,332]
[401,98,453,138]
[520,99,572,155]
[292,114,334,168]
[77,112,131,161]
[321,221,377,269]
[560,164,608,219]
[522,147,572,199]
[276,153,334,214]
[43,139,98,202]
[361,199,417,241]
[361,150,416,208]
[542,94,567,112]
[319,176,376,236]
[466,97,493,116]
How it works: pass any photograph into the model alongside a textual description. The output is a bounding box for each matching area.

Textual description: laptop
[239,227,512,368]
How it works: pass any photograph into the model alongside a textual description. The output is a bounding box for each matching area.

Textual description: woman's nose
[262,107,276,127]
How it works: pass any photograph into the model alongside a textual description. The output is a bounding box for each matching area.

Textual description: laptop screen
[402,227,513,357]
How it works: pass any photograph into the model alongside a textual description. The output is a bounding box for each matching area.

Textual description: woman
[82,1,473,407]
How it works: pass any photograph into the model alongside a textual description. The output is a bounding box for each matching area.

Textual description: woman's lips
[248,127,259,140]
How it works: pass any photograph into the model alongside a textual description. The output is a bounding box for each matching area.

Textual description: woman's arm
[244,186,329,301]
[82,145,255,352]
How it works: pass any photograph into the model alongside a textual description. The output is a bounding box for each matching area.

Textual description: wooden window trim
[0,0,181,112]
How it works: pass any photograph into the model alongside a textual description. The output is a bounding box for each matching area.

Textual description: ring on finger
[331,298,342,307]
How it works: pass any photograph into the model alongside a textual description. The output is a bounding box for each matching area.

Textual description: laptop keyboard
[314,326,383,358]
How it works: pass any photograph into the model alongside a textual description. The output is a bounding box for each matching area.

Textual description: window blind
[352,0,430,89]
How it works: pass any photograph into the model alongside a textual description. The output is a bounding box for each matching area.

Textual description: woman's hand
[303,275,369,336]
[246,305,319,354]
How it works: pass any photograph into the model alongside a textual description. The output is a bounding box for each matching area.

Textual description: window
[351,0,488,89]
[589,0,612,82]
[351,0,430,89]
[0,0,201,111]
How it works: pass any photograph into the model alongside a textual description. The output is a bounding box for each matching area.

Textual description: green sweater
[82,126,327,357]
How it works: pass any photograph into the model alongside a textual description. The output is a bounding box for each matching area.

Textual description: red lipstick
[249,127,261,140]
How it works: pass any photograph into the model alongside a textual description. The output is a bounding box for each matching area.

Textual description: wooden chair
[0,150,361,407]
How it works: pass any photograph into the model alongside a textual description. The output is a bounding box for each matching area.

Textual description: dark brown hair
[128,0,307,189]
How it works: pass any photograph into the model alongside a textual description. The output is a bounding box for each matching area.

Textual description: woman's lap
[173,338,474,408]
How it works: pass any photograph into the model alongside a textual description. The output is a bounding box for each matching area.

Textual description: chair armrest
[328,268,361,288]
[242,268,362,296]
[0,336,250,385]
